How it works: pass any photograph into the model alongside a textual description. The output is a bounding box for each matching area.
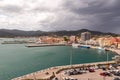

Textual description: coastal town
[35,32,120,49]
[10,32,120,80]
[3,31,120,49]
[1,0,120,80]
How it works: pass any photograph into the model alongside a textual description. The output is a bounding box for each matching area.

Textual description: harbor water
[0,38,116,80]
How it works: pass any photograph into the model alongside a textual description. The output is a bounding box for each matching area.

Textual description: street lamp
[70,47,73,67]
[33,73,36,80]
[105,49,109,64]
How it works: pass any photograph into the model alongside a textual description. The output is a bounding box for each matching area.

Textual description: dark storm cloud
[61,0,120,33]
[0,0,120,33]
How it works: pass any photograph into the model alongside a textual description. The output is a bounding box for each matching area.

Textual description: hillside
[0,29,119,37]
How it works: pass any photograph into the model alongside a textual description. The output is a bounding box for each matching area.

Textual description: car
[89,69,95,72]
[100,72,111,76]
[113,77,120,80]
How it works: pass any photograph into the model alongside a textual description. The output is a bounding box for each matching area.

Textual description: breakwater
[25,43,70,47]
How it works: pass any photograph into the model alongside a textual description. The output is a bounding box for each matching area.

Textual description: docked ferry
[78,45,90,49]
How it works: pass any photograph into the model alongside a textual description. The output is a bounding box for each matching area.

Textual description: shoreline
[11,61,115,80]
[106,48,120,55]
[91,45,120,55]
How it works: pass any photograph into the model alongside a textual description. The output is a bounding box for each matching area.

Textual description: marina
[0,0,120,79]
[11,46,120,80]
[0,42,116,80]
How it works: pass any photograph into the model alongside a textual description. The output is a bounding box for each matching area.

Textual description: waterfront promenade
[12,61,115,80]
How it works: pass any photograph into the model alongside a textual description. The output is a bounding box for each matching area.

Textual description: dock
[25,43,68,47]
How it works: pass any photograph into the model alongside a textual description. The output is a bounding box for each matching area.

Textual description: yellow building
[103,38,112,47]
[118,43,120,49]
[97,37,112,47]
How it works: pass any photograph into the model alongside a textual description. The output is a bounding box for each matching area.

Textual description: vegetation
[0,29,119,37]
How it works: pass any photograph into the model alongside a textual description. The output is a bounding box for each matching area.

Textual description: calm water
[0,39,116,80]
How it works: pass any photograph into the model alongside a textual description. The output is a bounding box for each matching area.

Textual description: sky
[0,0,120,33]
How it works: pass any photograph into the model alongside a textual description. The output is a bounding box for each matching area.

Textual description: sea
[0,38,116,80]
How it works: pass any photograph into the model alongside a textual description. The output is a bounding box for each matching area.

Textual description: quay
[11,60,115,80]
[25,43,69,47]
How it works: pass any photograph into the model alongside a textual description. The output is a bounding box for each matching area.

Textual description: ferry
[78,45,90,49]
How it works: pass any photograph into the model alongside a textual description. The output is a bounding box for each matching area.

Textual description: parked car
[89,69,95,72]
[100,72,111,76]
[113,77,120,80]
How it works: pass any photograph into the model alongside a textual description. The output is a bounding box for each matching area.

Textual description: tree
[63,36,69,42]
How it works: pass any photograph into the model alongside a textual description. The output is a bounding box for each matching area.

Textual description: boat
[98,47,104,50]
[78,45,90,49]
[72,43,79,48]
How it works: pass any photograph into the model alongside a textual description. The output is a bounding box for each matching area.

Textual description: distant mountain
[0,29,119,37]
[0,29,46,37]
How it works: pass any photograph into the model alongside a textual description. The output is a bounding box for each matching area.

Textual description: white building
[81,32,91,41]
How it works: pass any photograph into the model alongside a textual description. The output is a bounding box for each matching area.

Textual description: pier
[25,43,68,47]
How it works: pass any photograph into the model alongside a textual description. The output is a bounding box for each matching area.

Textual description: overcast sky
[0,0,120,33]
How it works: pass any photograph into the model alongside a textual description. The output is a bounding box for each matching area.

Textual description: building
[69,36,78,43]
[111,37,120,48]
[39,36,64,44]
[81,32,91,41]
[118,43,120,49]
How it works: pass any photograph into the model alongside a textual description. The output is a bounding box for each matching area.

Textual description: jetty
[25,43,68,47]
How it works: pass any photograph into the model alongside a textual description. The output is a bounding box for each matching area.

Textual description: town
[24,32,120,49]
[11,32,120,80]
